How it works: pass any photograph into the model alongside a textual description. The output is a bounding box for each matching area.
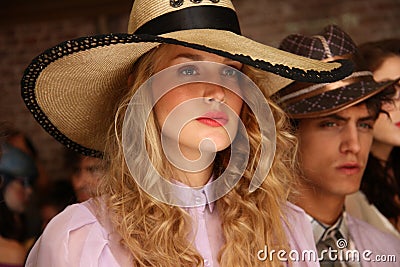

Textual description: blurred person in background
[346,38,400,237]
[38,179,76,231]
[4,127,49,191]
[65,151,104,202]
[0,142,38,267]
[2,126,47,243]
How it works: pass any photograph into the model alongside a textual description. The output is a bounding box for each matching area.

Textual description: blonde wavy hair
[98,44,298,266]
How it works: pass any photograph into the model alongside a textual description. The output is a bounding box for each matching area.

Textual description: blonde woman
[22,1,352,266]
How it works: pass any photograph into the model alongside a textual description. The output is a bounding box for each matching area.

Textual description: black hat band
[135,6,241,35]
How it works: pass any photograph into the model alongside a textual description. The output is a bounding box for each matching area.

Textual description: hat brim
[21,29,353,156]
[282,79,397,119]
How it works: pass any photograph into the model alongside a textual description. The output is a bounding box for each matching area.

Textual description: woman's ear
[127,73,135,88]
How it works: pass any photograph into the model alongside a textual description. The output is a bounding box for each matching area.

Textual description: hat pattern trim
[21,33,353,156]
[282,79,395,119]
[279,71,374,104]
[170,0,220,8]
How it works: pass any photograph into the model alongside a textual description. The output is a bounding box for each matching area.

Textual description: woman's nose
[203,84,226,104]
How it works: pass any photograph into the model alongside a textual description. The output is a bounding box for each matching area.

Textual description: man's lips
[196,111,228,127]
[336,162,361,175]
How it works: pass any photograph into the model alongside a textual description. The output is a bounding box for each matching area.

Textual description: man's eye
[358,122,374,130]
[87,166,102,174]
[320,121,337,127]
[179,65,199,76]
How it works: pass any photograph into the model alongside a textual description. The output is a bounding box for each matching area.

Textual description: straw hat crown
[128,0,236,34]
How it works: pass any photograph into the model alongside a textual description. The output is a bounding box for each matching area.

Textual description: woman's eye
[179,65,199,76]
[221,67,238,77]
[393,84,400,100]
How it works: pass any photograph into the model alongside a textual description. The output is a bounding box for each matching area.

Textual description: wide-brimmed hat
[21,1,353,157]
[273,24,396,119]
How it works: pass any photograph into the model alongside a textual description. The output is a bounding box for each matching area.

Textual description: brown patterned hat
[274,24,396,119]
[21,1,353,157]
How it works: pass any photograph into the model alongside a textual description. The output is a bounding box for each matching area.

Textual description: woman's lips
[196,111,228,127]
[395,121,400,127]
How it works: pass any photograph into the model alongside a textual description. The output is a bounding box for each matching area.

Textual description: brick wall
[0,18,99,180]
[0,0,399,181]
[234,0,400,46]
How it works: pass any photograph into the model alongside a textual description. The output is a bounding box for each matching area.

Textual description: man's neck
[295,185,345,225]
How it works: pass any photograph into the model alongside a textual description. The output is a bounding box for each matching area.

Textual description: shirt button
[195,196,203,205]
[204,259,210,266]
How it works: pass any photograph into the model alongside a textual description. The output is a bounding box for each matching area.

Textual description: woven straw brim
[283,80,396,119]
[161,29,350,80]
[22,29,353,156]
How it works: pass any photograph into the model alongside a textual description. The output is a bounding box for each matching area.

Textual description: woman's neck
[172,163,214,187]
[371,140,394,162]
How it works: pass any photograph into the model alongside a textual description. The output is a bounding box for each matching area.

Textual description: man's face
[296,104,375,198]
[71,156,103,202]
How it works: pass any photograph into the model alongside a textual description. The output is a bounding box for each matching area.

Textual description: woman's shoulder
[0,237,27,266]
[30,199,105,253]
[26,198,128,267]
[45,200,99,229]
[284,201,308,219]
[282,202,318,255]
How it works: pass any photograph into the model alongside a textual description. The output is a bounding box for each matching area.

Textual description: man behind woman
[275,25,400,266]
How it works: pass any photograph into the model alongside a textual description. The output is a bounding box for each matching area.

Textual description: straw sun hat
[274,24,397,119]
[21,0,354,157]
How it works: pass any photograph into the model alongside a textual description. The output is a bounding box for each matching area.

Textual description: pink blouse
[26,199,319,267]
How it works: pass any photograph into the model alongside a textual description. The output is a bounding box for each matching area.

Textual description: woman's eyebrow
[172,53,203,61]
[172,53,242,68]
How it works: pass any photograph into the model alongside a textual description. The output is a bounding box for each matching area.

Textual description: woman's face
[4,179,32,214]
[152,45,243,161]
[371,55,400,148]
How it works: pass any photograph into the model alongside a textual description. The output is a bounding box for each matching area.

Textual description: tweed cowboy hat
[273,24,397,119]
[21,0,354,157]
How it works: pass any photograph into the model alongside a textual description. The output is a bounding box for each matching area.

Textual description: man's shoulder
[347,214,398,237]
[346,213,400,252]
